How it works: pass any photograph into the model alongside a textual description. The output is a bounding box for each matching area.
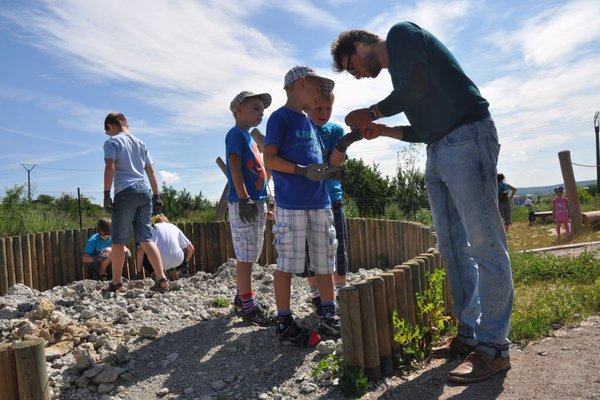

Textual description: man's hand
[152,194,163,215]
[103,191,113,213]
[295,163,345,181]
[345,108,371,129]
[335,128,364,152]
[239,198,258,223]
[362,123,383,140]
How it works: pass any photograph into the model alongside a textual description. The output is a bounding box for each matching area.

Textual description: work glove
[103,191,113,213]
[294,163,345,181]
[239,198,258,223]
[335,128,364,152]
[152,194,163,215]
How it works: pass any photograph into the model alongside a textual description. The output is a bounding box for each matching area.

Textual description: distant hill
[517,179,597,197]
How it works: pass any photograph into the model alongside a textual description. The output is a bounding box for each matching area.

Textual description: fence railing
[0,218,435,295]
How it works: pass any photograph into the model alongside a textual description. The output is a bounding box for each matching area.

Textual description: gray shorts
[273,207,337,275]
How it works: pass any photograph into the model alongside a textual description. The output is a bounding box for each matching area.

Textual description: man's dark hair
[497,173,505,182]
[104,112,129,131]
[330,30,381,72]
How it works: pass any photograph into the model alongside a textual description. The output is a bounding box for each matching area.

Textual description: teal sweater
[377,22,490,144]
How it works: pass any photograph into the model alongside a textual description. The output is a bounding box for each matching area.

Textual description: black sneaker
[241,302,277,326]
[311,296,324,319]
[318,315,341,338]
[276,319,321,347]
[233,294,242,314]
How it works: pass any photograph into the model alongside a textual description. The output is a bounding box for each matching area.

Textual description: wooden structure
[0,339,50,400]
[535,210,554,224]
[558,150,583,234]
[338,250,447,381]
[0,219,434,295]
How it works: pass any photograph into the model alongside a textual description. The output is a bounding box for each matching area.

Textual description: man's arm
[263,144,297,173]
[104,159,115,192]
[184,243,195,261]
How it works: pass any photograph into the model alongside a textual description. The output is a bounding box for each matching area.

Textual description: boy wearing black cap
[226,90,276,326]
[264,66,344,347]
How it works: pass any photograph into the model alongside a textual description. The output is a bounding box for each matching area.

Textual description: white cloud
[158,170,182,185]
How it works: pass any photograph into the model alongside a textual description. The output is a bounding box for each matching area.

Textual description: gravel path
[1,253,599,400]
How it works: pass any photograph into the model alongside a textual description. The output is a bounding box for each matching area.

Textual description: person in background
[103,112,169,294]
[82,218,114,281]
[523,195,536,226]
[134,213,195,280]
[552,185,571,240]
[497,173,517,233]
[331,22,513,382]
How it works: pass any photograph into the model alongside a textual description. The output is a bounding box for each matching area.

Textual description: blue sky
[1,0,599,204]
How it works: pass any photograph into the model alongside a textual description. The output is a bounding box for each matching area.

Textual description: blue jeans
[425,117,514,358]
[112,181,153,244]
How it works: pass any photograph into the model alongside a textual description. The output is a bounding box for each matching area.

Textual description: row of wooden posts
[0,219,435,295]
[338,250,449,381]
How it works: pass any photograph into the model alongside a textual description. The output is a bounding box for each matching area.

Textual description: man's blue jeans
[425,117,514,358]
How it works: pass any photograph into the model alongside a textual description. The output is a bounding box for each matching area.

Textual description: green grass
[510,251,600,343]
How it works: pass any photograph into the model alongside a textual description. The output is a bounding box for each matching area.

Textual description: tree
[390,144,429,219]
[343,158,393,217]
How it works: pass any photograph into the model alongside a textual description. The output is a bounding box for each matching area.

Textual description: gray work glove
[152,194,163,215]
[103,191,113,213]
[294,163,345,181]
[335,128,364,152]
[239,198,258,223]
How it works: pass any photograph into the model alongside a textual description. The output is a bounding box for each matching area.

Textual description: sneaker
[311,296,324,319]
[448,351,511,383]
[432,336,476,358]
[241,303,277,326]
[276,319,321,348]
[318,315,341,338]
[233,295,242,314]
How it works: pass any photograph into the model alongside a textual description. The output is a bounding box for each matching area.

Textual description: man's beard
[365,51,382,78]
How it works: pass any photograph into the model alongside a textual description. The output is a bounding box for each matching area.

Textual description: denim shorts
[273,207,337,275]
[111,181,153,244]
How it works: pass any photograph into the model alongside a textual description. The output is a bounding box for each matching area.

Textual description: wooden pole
[338,286,364,370]
[0,343,19,400]
[367,276,394,377]
[14,339,51,400]
[43,233,53,289]
[13,236,24,285]
[395,265,416,326]
[405,261,422,325]
[355,281,381,382]
[215,157,229,221]
[380,272,401,369]
[0,238,8,295]
[5,237,15,289]
[558,150,582,235]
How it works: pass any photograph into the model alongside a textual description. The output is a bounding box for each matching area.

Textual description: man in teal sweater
[331,22,513,383]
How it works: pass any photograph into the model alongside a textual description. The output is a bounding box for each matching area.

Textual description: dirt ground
[365,242,600,400]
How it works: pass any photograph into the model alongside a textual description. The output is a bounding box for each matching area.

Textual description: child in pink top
[552,186,570,240]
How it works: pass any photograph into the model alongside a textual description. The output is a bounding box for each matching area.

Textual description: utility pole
[20,163,37,202]
[595,112,599,191]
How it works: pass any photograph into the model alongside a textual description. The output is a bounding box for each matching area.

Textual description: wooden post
[5,237,15,289]
[51,231,61,286]
[199,223,209,273]
[0,238,8,295]
[0,343,19,400]
[21,235,33,288]
[215,157,229,221]
[28,235,38,290]
[338,286,364,370]
[43,233,54,288]
[391,268,408,322]
[405,261,422,325]
[14,339,50,400]
[355,281,381,382]
[558,150,582,235]
[367,276,394,377]
[395,265,416,326]
[359,219,368,269]
[13,236,24,285]
[380,272,401,369]
[218,221,228,265]
[192,222,202,273]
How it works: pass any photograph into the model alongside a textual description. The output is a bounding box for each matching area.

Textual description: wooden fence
[338,250,450,381]
[0,219,435,295]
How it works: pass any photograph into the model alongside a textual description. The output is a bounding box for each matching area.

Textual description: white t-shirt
[151,223,192,270]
